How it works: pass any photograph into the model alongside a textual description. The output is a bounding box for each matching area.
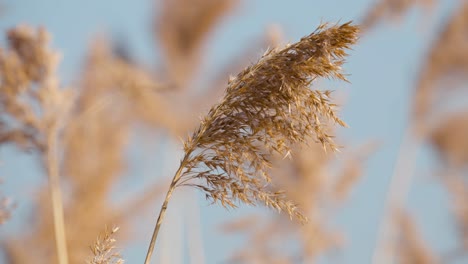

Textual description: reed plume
[87,226,124,264]
[413,1,468,121]
[144,22,359,263]
[155,0,237,88]
[1,32,164,264]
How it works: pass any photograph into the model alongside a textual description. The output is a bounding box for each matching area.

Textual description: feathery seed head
[176,22,359,222]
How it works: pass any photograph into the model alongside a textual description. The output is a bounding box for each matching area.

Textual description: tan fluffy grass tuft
[144,21,359,264]
[87,226,124,264]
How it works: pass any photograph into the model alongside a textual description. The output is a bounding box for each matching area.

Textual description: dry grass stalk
[143,22,359,263]
[0,25,73,264]
[87,226,124,264]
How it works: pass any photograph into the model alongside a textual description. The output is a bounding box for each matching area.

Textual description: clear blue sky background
[0,0,462,263]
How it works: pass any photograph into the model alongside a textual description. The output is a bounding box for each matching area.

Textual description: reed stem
[46,126,69,264]
[144,159,186,264]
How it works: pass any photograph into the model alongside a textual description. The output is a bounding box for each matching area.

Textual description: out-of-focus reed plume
[0,26,73,151]
[418,5,468,259]
[2,31,166,264]
[155,0,238,89]
[59,40,134,264]
[361,0,434,32]
[0,25,73,264]
[77,40,186,134]
[61,38,174,263]
[413,2,468,122]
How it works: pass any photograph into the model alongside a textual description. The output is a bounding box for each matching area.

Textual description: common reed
[143,22,359,263]
[87,226,124,264]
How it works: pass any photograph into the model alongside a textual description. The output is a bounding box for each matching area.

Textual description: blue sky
[0,0,462,263]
